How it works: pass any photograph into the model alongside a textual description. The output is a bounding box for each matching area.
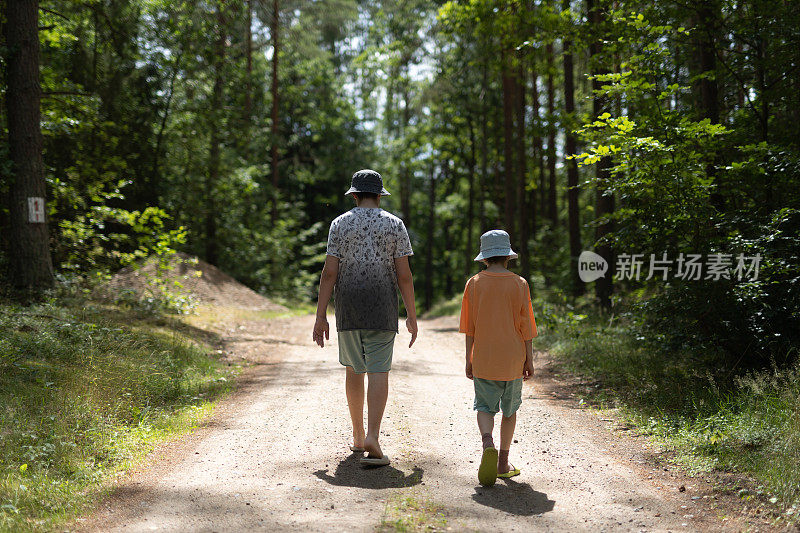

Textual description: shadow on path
[313,454,424,489]
[472,479,555,516]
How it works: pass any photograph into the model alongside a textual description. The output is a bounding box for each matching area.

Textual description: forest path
[79,312,754,532]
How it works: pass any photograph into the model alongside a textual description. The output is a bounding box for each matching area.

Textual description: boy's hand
[465,360,473,380]
[523,358,535,381]
[313,316,329,347]
[406,317,418,348]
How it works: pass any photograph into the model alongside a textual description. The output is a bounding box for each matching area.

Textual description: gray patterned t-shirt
[326,207,413,332]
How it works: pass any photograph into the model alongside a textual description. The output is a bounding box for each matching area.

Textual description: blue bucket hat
[474,230,518,261]
[345,169,391,196]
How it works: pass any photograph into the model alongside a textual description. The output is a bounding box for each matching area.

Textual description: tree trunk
[589,0,613,309]
[442,164,456,297]
[270,0,280,223]
[531,72,545,224]
[546,43,558,225]
[424,165,436,311]
[4,0,55,290]
[244,0,253,123]
[755,35,768,144]
[795,57,800,147]
[691,0,720,124]
[501,47,516,235]
[152,50,182,194]
[466,113,477,279]
[400,85,411,225]
[563,20,585,296]
[515,61,530,281]
[384,65,396,136]
[479,53,489,233]
[755,33,772,208]
[690,0,723,210]
[206,1,226,266]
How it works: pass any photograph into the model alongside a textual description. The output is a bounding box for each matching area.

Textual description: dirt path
[80,313,772,532]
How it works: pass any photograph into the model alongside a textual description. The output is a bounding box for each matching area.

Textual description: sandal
[360,455,390,467]
[478,447,498,486]
[497,464,521,478]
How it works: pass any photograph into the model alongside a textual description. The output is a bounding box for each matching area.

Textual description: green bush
[537,301,800,513]
[0,299,234,531]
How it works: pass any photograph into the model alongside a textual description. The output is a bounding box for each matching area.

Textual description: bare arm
[465,335,474,379]
[523,339,534,380]
[394,255,418,347]
[313,255,339,347]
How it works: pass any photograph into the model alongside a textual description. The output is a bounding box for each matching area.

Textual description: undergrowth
[0,297,237,531]
[533,293,800,520]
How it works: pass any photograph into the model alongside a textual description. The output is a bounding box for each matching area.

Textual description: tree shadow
[313,453,424,489]
[471,478,555,516]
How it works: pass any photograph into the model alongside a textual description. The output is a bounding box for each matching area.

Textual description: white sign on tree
[27,197,45,223]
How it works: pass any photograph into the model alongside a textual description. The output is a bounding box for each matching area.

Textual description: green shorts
[338,329,396,374]
[473,377,523,417]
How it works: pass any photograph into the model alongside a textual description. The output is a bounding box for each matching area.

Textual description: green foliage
[575,8,800,366]
[53,178,187,276]
[0,298,235,530]
[537,305,800,513]
[423,294,462,318]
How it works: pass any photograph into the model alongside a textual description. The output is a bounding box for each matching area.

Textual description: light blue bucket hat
[474,229,518,261]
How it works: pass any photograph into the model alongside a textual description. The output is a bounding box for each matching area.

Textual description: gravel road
[79,313,770,532]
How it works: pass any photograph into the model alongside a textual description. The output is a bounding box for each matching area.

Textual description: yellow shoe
[498,464,520,478]
[478,447,498,486]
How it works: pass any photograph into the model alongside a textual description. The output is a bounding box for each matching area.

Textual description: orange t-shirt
[458,271,538,381]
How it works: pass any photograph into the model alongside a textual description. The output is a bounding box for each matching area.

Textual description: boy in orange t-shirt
[459,230,538,486]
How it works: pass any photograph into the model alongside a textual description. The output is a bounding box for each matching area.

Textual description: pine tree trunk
[4,0,55,290]
[589,0,614,309]
[269,0,280,224]
[563,25,585,296]
[690,0,720,124]
[442,164,455,297]
[479,53,489,233]
[244,0,253,123]
[531,73,545,223]
[400,86,411,225]
[501,47,516,235]
[546,43,558,225]
[206,1,226,266]
[466,113,477,279]
[152,50,182,195]
[424,165,435,311]
[515,62,530,281]
[690,0,723,209]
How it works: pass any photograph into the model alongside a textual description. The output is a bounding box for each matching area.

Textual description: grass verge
[0,298,238,531]
[422,295,462,319]
[533,296,800,521]
[378,492,448,532]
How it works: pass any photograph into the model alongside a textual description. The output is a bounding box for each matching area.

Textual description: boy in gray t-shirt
[313,169,418,467]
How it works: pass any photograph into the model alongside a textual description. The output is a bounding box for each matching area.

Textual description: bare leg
[345,367,365,448]
[498,413,517,473]
[363,371,388,458]
[477,411,495,447]
[476,411,498,486]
